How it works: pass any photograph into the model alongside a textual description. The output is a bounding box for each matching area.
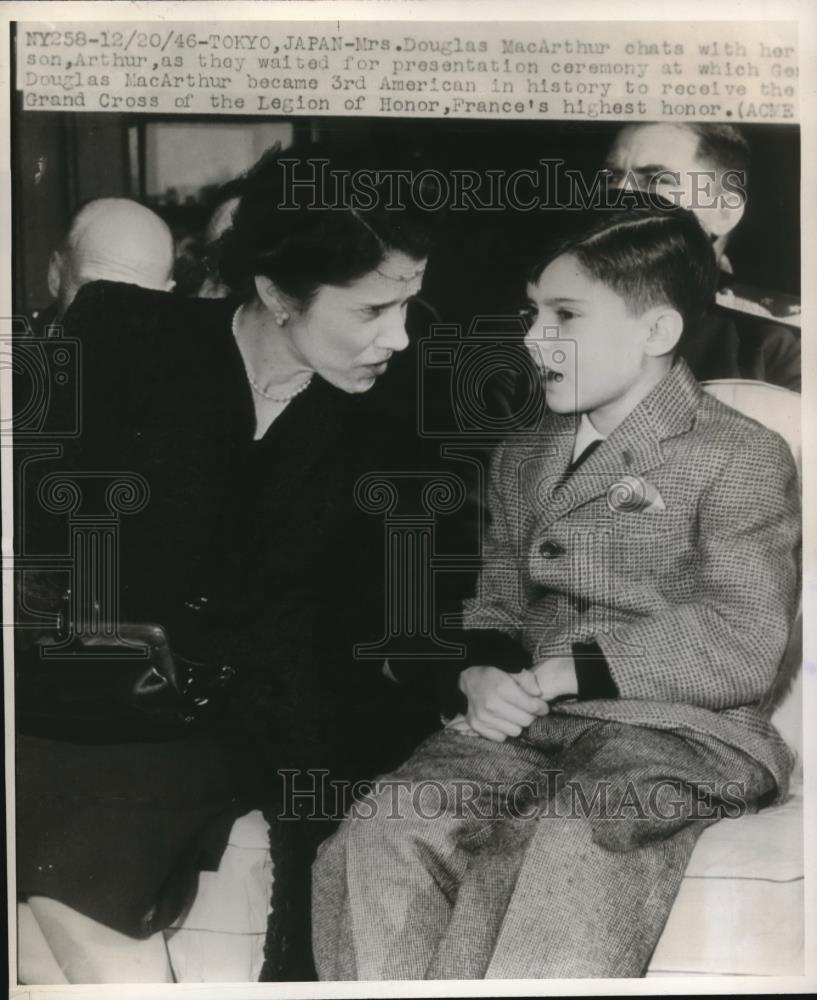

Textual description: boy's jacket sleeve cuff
[386,628,532,711]
[463,628,533,673]
[572,640,620,700]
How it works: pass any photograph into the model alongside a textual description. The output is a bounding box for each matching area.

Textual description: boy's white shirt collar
[571,413,606,463]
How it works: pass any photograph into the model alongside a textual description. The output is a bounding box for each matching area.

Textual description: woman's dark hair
[529,193,718,337]
[215,142,440,305]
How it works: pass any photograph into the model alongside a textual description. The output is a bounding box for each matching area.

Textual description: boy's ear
[643,307,683,357]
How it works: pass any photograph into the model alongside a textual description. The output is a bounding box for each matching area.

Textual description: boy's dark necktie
[561,437,603,481]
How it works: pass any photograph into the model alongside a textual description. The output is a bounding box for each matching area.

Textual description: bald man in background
[42,198,175,324]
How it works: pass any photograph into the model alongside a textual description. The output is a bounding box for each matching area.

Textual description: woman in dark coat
[15,144,439,983]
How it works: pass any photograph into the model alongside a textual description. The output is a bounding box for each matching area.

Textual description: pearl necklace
[231,306,313,403]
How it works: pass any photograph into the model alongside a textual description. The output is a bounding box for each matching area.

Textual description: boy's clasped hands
[447,658,579,742]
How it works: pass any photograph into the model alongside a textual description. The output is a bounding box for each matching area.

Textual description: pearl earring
[275,313,289,327]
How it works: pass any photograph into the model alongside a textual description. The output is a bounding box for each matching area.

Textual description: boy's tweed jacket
[464,359,800,796]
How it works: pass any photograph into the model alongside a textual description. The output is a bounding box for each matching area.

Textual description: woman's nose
[378,314,410,353]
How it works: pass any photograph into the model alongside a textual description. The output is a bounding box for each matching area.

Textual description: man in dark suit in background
[604,122,800,390]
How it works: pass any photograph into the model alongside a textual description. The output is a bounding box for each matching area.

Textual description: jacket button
[539,540,564,558]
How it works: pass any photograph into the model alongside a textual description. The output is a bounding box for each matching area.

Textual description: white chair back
[701,380,802,770]
[702,379,801,473]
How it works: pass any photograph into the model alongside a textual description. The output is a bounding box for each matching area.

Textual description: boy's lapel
[519,413,577,512]
[545,421,665,525]
[536,361,702,526]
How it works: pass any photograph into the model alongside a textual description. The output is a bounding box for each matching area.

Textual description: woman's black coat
[37,281,438,788]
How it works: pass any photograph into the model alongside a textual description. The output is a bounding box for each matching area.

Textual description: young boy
[311,201,801,980]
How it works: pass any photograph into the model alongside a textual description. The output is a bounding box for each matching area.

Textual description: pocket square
[606,474,666,514]
[642,493,666,513]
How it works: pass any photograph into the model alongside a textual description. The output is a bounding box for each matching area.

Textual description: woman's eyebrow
[357,293,414,310]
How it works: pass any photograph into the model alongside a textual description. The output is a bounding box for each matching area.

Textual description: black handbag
[15,595,237,742]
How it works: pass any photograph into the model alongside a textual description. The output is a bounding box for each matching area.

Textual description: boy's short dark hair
[530,196,718,341]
